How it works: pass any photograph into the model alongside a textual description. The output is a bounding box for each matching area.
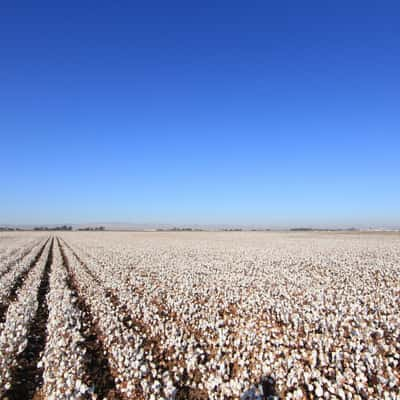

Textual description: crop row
[40,239,94,399]
[0,239,52,397]
[0,238,49,322]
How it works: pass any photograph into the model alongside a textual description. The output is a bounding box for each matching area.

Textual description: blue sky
[1,1,399,226]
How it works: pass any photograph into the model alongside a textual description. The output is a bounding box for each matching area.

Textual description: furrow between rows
[57,237,120,399]
[58,240,143,399]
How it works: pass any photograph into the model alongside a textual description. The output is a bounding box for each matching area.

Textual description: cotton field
[0,231,399,400]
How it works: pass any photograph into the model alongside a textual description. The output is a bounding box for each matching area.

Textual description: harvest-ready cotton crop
[0,231,399,399]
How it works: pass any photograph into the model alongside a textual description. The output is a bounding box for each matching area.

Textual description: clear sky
[1,1,399,227]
